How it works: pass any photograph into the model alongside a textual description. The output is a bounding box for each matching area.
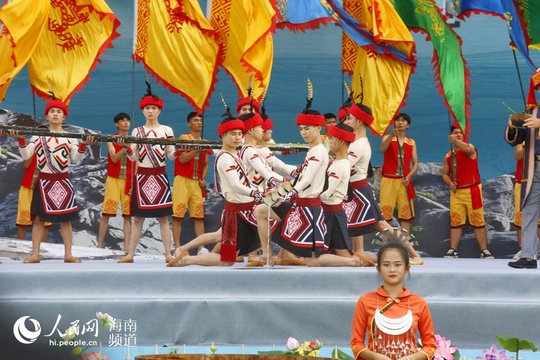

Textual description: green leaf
[333,348,354,360]
[496,334,538,353]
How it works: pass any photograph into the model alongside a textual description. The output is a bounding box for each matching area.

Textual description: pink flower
[434,334,458,360]
[286,337,301,351]
[81,351,109,360]
[477,344,514,360]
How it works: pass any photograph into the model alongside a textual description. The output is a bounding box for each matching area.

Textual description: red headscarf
[45,99,68,117]
[236,97,260,114]
[140,95,164,110]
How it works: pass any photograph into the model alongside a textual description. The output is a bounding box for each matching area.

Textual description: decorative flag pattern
[450,0,536,71]
[0,0,119,104]
[134,0,220,111]
[328,0,415,135]
[393,0,471,136]
[275,0,335,32]
[210,0,277,101]
[0,0,49,103]
[515,0,540,50]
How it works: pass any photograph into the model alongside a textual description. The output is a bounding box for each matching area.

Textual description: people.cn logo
[13,316,42,344]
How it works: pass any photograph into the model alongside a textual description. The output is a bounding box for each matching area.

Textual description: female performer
[350,243,436,360]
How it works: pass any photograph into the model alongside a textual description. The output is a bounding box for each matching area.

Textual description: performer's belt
[456,182,480,189]
[321,203,344,212]
[137,166,166,175]
[224,201,255,212]
[382,174,404,179]
[38,172,69,181]
[296,197,321,207]
[350,179,369,189]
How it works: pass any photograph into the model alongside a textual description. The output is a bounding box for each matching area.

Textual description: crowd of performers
[5,69,540,270]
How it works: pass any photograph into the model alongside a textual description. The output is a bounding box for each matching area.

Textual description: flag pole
[511,49,527,109]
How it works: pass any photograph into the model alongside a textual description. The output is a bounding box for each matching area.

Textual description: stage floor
[1,242,539,360]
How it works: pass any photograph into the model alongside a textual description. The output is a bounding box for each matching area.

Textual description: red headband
[218,119,244,137]
[527,68,540,106]
[349,104,374,126]
[243,113,264,132]
[296,113,325,127]
[140,95,164,110]
[327,125,355,143]
[45,99,68,117]
[236,97,260,114]
[262,118,274,131]
[338,107,349,122]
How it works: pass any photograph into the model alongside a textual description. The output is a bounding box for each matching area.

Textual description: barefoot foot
[23,256,41,264]
[118,256,134,263]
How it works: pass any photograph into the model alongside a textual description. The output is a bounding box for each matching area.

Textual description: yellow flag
[211,0,276,101]
[347,0,415,135]
[27,0,119,102]
[0,0,49,103]
[135,0,220,111]
[352,47,412,136]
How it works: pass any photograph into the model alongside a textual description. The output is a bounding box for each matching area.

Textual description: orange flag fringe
[211,0,277,101]
[134,0,220,111]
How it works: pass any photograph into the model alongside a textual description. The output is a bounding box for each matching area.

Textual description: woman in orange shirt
[350,243,436,360]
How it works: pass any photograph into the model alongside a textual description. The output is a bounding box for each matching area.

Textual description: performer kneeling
[304,123,372,267]
[167,117,263,266]
[253,96,329,265]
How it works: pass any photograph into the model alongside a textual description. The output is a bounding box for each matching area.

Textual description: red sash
[221,201,256,262]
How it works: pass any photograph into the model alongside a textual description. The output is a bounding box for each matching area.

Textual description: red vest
[382,137,414,177]
[174,134,209,179]
[108,141,134,179]
[445,148,481,187]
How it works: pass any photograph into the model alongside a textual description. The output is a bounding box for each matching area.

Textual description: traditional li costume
[126,95,175,218]
[320,125,354,252]
[350,286,436,360]
[172,132,212,220]
[505,68,540,262]
[443,146,485,228]
[239,113,285,191]
[380,136,416,222]
[343,103,384,236]
[271,112,329,257]
[18,100,88,223]
[214,119,261,262]
[102,139,134,217]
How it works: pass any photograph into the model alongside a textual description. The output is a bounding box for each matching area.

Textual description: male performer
[118,92,176,263]
[511,143,540,260]
[9,99,96,263]
[442,125,494,259]
[97,112,134,250]
[168,117,263,266]
[379,113,422,263]
[343,103,423,265]
[304,123,373,267]
[171,111,211,254]
[506,68,540,269]
[253,104,329,265]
